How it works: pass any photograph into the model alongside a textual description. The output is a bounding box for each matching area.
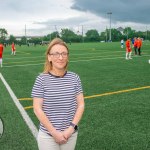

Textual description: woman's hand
[62,126,74,140]
[51,130,68,144]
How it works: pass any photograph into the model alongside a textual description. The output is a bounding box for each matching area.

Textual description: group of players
[121,37,142,60]
[0,42,16,68]
[0,38,143,68]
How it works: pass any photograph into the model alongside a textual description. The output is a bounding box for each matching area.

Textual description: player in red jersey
[137,37,142,56]
[0,43,4,67]
[133,37,138,55]
[11,42,16,55]
[125,38,132,60]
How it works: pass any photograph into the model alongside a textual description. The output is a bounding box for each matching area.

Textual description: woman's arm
[33,97,67,144]
[72,92,85,125]
[63,93,85,139]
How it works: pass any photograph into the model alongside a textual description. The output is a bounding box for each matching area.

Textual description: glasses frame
[49,52,69,58]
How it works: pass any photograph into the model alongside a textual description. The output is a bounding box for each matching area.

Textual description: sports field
[0,41,150,150]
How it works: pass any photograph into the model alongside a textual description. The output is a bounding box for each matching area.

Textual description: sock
[0,59,2,67]
[126,53,128,59]
[129,52,132,58]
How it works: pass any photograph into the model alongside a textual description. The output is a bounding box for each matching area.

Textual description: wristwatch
[70,122,78,131]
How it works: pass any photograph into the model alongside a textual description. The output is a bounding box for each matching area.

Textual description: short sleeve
[31,75,44,98]
[75,74,83,95]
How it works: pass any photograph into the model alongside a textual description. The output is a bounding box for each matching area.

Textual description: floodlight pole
[106,26,108,42]
[81,25,84,43]
[25,24,27,44]
[107,12,112,42]
[146,26,148,40]
[54,25,58,38]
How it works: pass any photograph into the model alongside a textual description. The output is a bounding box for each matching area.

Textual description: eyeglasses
[49,52,69,58]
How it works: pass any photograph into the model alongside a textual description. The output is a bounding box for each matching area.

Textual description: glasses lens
[62,52,68,57]
[50,52,68,58]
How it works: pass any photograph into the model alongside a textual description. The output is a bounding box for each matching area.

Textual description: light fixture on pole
[107,12,112,42]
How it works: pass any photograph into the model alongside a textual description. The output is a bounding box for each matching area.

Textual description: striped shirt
[31,71,83,135]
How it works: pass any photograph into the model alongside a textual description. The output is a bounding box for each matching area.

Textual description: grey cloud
[34,17,89,26]
[71,0,150,24]
[28,17,91,35]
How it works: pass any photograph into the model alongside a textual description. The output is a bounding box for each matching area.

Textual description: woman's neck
[50,69,66,77]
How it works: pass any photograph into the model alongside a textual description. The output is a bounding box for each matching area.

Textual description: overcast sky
[0,0,150,36]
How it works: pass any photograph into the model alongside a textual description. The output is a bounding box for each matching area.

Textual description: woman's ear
[48,54,52,62]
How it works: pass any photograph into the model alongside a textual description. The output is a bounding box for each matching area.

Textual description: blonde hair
[43,38,69,73]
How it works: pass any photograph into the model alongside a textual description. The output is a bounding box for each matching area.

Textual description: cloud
[0,0,74,22]
[27,15,104,36]
[1,0,149,36]
[71,0,150,24]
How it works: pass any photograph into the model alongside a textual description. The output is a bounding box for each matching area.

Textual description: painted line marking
[24,106,33,110]
[19,98,33,100]
[16,51,31,55]
[19,85,150,110]
[84,86,150,99]
[0,73,38,140]
[3,54,150,68]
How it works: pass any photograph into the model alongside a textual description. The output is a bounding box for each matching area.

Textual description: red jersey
[134,39,138,47]
[126,40,132,52]
[137,38,142,48]
[12,43,16,51]
[0,44,4,58]
[126,40,130,48]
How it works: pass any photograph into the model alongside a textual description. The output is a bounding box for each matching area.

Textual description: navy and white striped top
[31,71,83,135]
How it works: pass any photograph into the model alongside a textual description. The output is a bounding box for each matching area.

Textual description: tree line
[0,27,149,45]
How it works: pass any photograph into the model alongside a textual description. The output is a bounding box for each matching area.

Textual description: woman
[31,38,84,150]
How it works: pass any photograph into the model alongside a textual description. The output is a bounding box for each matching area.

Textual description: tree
[0,28,8,43]
[43,32,60,42]
[60,28,79,43]
[28,37,42,45]
[85,29,100,42]
[123,27,136,40]
[111,28,122,41]
[43,34,51,42]
[9,35,16,44]
[21,36,27,45]
[100,28,109,41]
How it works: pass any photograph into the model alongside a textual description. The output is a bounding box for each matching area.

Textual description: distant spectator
[4,43,7,47]
[120,39,124,48]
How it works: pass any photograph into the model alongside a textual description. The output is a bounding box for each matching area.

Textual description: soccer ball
[149,60,150,64]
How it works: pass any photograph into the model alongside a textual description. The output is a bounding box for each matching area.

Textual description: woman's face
[48,44,69,71]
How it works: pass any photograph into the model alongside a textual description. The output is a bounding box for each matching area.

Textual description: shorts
[0,53,2,58]
[126,47,132,52]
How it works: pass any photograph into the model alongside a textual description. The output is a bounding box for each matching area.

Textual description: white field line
[4,51,122,60]
[4,52,149,65]
[4,47,150,60]
[0,73,38,140]
[3,54,150,68]
[3,56,124,68]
